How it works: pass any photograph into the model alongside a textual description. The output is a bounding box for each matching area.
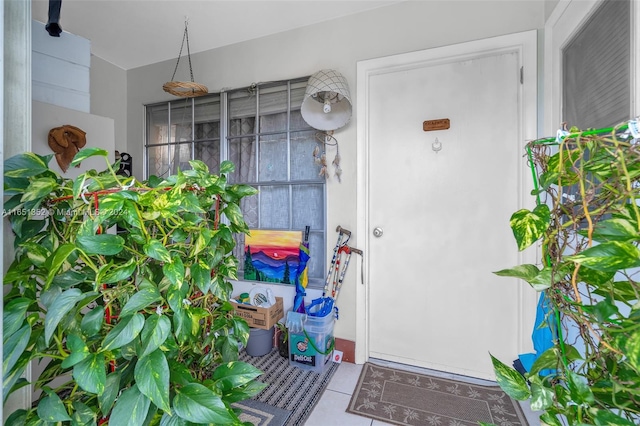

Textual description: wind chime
[163,18,208,98]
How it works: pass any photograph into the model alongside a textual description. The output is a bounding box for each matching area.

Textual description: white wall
[90,56,127,155]
[100,1,545,343]
[32,20,90,112]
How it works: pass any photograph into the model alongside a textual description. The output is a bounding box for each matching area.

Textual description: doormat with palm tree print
[347,363,529,426]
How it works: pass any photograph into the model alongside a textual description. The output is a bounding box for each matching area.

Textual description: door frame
[355,30,539,366]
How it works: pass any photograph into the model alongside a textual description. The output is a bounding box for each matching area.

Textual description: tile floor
[304,360,541,426]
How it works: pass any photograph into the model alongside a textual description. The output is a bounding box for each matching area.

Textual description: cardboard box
[231,296,284,330]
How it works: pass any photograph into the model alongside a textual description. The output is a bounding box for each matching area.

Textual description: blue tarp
[519,291,555,373]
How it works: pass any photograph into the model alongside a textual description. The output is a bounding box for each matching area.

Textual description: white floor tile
[326,362,364,394]
[305,390,372,426]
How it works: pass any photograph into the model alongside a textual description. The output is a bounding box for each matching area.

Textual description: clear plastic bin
[287,311,335,373]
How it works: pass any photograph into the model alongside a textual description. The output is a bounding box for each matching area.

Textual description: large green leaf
[169,360,196,388]
[37,391,72,422]
[509,204,550,251]
[101,313,145,351]
[144,239,172,263]
[160,411,190,426]
[61,334,90,368]
[23,242,49,267]
[212,361,263,393]
[96,196,124,221]
[179,191,205,214]
[70,147,109,167]
[98,372,121,415]
[4,409,28,426]
[221,380,268,404]
[173,383,236,424]
[45,244,77,288]
[528,375,554,411]
[172,309,192,345]
[591,408,637,426]
[190,260,211,294]
[4,153,49,178]
[99,257,137,284]
[566,370,595,405]
[108,384,151,426]
[489,354,531,400]
[80,306,104,337]
[581,297,619,322]
[139,314,171,358]
[231,317,250,347]
[21,177,57,202]
[135,349,171,413]
[625,329,640,372]
[163,257,185,287]
[219,160,235,174]
[567,241,640,272]
[493,264,540,282]
[192,231,209,256]
[228,184,258,199]
[73,353,106,394]
[119,282,162,318]
[73,173,87,200]
[167,280,188,313]
[3,323,31,378]
[527,265,572,291]
[3,298,31,338]
[588,218,639,242]
[577,266,615,286]
[120,200,144,230]
[70,401,96,426]
[44,288,84,345]
[529,347,563,375]
[223,203,245,229]
[3,176,30,196]
[76,234,125,256]
[52,269,88,289]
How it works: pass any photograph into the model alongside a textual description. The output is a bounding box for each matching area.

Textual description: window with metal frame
[559,0,632,226]
[562,0,631,129]
[145,78,327,288]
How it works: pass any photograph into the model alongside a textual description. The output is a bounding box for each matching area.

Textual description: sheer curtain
[229,117,258,262]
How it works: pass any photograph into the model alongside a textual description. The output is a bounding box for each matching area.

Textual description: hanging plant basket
[162,81,208,97]
[163,19,208,98]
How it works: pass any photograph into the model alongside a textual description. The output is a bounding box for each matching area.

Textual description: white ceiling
[32,0,402,70]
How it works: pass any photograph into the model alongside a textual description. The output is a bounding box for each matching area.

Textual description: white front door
[356,31,538,380]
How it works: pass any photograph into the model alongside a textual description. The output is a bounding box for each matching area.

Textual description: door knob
[373,227,384,238]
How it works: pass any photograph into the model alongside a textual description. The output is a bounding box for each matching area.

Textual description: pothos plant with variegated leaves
[3,147,265,425]
[486,124,640,426]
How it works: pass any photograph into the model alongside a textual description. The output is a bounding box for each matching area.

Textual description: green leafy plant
[274,322,289,359]
[3,148,265,425]
[491,124,640,425]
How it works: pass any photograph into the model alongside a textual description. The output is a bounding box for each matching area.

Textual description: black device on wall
[116,151,132,177]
